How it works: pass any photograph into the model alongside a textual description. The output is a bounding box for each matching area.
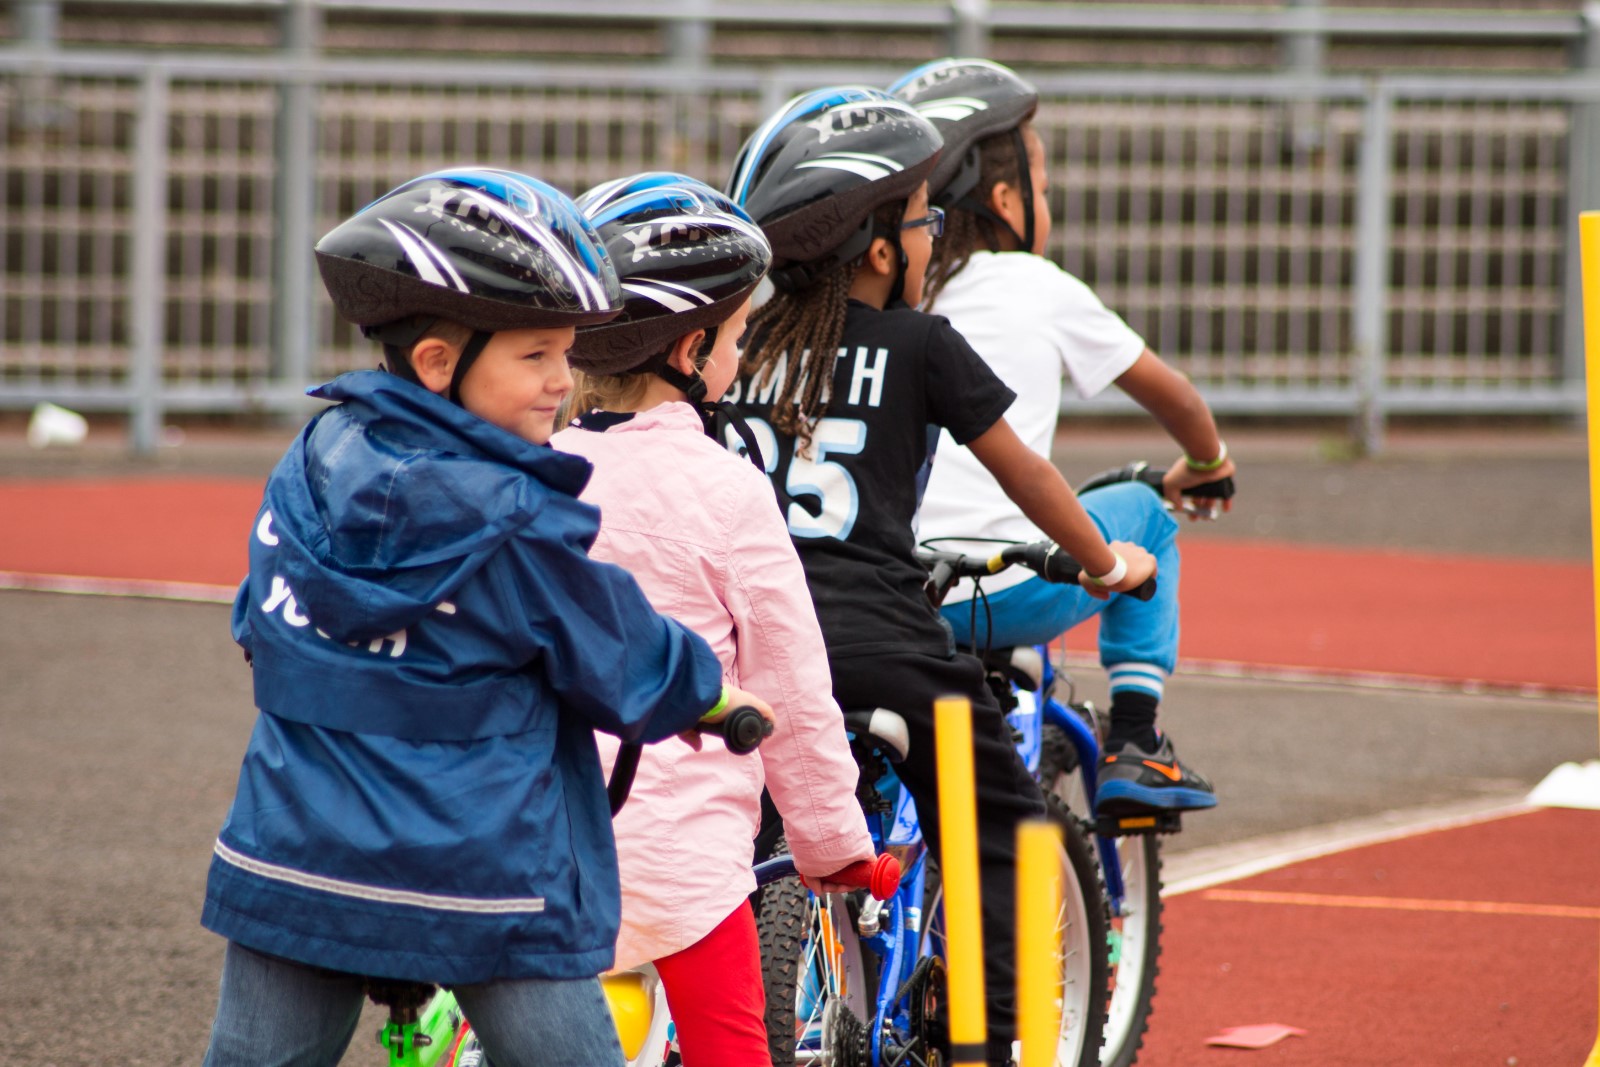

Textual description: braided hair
[741,202,906,454]
[924,123,1032,308]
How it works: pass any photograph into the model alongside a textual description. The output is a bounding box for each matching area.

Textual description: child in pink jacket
[551,174,876,1066]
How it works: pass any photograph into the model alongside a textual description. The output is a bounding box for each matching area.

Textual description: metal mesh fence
[0,65,1582,425]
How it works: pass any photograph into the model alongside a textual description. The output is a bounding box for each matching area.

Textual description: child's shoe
[1094,734,1216,816]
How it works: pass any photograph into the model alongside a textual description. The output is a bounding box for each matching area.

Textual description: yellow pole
[935,694,987,1066]
[1016,819,1063,1067]
[1579,210,1600,1067]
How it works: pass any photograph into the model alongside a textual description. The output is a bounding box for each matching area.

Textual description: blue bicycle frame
[753,754,934,1067]
[1010,648,1129,913]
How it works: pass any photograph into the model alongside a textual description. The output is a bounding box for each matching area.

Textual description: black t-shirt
[726,299,1015,658]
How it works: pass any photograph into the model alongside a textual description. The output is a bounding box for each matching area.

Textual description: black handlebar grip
[1183,475,1235,500]
[1123,575,1158,601]
[711,704,774,755]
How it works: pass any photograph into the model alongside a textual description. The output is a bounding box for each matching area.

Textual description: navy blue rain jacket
[201,371,724,984]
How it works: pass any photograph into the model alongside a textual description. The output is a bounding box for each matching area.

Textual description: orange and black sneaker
[1095,735,1217,817]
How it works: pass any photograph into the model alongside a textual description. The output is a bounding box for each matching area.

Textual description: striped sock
[1107,663,1168,752]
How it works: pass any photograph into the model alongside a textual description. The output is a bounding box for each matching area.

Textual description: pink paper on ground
[1204,1024,1308,1049]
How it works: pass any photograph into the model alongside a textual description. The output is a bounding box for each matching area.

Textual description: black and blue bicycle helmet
[570,172,771,377]
[888,59,1040,252]
[315,167,622,401]
[725,86,943,292]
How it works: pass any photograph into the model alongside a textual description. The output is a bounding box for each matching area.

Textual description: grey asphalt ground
[1,416,1596,1065]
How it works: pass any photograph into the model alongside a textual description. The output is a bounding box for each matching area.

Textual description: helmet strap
[886,229,909,307]
[652,360,708,406]
[951,128,1035,254]
[446,330,494,406]
[380,344,424,387]
[1011,126,1037,254]
[643,327,765,471]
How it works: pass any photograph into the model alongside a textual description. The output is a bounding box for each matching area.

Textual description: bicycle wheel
[921,794,1109,1067]
[756,846,875,1067]
[1041,726,1163,1067]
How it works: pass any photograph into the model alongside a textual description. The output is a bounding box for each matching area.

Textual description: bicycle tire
[1040,725,1163,1067]
[756,836,875,1067]
[921,793,1110,1066]
[755,836,809,1067]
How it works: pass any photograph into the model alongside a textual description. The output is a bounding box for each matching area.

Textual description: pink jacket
[552,402,874,969]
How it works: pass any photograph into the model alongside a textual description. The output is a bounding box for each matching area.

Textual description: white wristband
[1086,551,1127,588]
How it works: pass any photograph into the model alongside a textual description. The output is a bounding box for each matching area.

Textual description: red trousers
[653,902,772,1067]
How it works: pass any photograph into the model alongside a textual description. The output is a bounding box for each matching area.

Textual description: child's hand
[799,852,885,896]
[1162,454,1236,520]
[682,686,775,749]
[1082,541,1157,601]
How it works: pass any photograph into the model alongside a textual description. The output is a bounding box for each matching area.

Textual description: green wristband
[700,684,731,722]
[1184,440,1228,472]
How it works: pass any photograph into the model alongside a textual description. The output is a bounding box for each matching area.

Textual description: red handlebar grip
[869,852,901,900]
[827,854,902,900]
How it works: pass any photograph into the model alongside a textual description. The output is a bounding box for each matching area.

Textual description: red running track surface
[1146,807,1600,1066]
[1,477,1595,691]
[3,476,1598,1063]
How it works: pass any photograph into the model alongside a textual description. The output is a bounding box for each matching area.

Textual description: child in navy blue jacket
[200,168,771,1067]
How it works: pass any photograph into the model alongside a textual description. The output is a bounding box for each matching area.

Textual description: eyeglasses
[900,206,945,238]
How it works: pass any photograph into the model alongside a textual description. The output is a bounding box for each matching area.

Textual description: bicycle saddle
[842,708,910,763]
[978,646,1044,692]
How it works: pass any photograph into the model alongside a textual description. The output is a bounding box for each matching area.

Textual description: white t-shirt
[916,251,1147,600]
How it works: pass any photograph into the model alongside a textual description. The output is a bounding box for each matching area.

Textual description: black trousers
[832,648,1046,1064]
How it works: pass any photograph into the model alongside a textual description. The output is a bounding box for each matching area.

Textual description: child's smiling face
[453,326,577,444]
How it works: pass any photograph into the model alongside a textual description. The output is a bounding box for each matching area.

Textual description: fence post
[130,66,170,456]
[1353,80,1393,456]
[1564,4,1600,416]
[668,0,711,175]
[273,0,321,413]
[950,0,990,58]
[1283,0,1326,160]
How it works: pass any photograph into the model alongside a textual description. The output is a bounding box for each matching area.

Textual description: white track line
[1163,793,1539,896]
[1054,648,1596,702]
[0,569,236,604]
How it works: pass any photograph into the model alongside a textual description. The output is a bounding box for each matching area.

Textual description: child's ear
[409,338,457,395]
[988,179,1017,221]
[864,236,897,277]
[668,330,707,375]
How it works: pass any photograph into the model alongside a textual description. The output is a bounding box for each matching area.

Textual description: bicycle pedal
[1094,811,1182,838]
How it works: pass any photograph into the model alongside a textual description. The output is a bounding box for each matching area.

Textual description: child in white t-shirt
[893,59,1236,817]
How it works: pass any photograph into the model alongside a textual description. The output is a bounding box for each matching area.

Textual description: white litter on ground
[1527,760,1600,810]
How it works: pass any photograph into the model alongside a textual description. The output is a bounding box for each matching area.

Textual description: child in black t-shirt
[723,87,1157,1066]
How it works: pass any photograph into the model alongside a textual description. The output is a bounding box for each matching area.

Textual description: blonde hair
[564,368,657,421]
[561,333,711,425]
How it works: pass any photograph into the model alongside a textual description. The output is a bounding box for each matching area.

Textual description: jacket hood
[255,370,595,642]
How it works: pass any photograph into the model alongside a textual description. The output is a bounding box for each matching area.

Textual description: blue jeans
[202,941,625,1067]
[941,482,1181,672]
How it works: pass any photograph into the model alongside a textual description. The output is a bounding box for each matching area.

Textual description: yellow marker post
[1016,819,1063,1067]
[1578,210,1600,1067]
[934,694,987,1066]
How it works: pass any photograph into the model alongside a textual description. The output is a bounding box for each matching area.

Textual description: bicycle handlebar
[825,852,902,900]
[753,852,902,900]
[607,706,772,816]
[1076,460,1235,503]
[918,541,1158,606]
